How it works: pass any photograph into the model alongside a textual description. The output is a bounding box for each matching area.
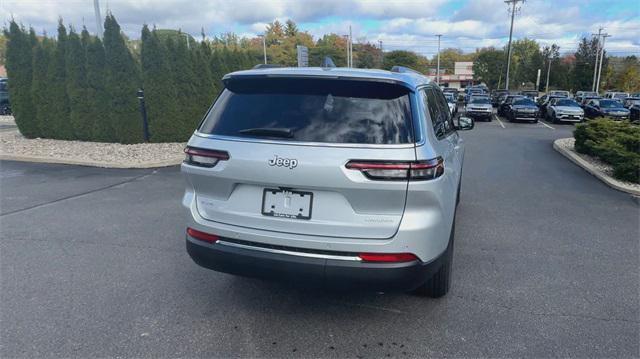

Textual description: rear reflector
[346,157,444,181]
[187,227,220,243]
[358,253,419,263]
[184,147,229,168]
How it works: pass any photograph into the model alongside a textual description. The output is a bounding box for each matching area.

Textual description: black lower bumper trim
[186,237,444,292]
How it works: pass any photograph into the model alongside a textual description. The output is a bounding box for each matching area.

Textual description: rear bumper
[186,236,444,292]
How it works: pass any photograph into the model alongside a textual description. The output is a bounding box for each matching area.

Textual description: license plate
[262,188,313,220]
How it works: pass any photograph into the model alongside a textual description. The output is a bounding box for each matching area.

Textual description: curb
[553,139,640,197]
[0,154,182,169]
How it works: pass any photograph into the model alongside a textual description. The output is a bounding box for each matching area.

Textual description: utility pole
[93,0,103,39]
[596,33,610,93]
[343,35,349,67]
[435,34,442,85]
[504,0,524,91]
[349,25,353,67]
[545,53,552,93]
[259,34,267,64]
[591,28,603,91]
[379,40,383,66]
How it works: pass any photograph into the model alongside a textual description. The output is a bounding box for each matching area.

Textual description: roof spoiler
[390,66,423,75]
[252,64,282,69]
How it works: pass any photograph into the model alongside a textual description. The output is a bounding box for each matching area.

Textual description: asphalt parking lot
[1,116,638,357]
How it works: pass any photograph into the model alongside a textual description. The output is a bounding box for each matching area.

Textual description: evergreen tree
[4,22,37,137]
[164,33,200,140]
[140,25,179,142]
[31,37,54,137]
[103,14,142,143]
[83,30,111,142]
[209,48,225,92]
[193,40,215,117]
[65,28,92,140]
[46,20,71,139]
[284,20,298,37]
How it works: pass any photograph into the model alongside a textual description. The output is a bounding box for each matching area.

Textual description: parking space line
[539,121,555,130]
[494,115,506,129]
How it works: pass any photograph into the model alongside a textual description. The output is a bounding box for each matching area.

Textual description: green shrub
[574,119,640,183]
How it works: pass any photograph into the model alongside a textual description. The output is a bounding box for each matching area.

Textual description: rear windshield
[470,97,490,104]
[199,78,414,144]
[514,98,536,106]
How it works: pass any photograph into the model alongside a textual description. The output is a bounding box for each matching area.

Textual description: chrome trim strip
[215,240,362,261]
[193,132,418,149]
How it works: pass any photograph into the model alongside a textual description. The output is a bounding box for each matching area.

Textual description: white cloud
[1,0,638,55]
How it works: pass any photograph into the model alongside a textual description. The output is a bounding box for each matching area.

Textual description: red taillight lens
[187,227,220,243]
[345,157,444,181]
[184,147,229,168]
[358,253,419,263]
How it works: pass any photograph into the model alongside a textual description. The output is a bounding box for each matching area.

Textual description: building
[426,61,475,89]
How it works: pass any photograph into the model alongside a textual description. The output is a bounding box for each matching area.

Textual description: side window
[424,87,453,139]
[435,90,454,134]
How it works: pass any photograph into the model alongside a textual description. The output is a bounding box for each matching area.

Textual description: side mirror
[457,116,474,131]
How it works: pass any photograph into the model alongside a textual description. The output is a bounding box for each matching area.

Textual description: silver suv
[182,66,474,297]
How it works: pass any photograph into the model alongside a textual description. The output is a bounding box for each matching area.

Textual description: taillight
[345,157,444,181]
[187,227,219,243]
[184,147,229,168]
[358,253,419,263]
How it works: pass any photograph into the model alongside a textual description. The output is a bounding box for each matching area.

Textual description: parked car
[630,102,640,123]
[548,90,570,98]
[0,78,10,116]
[575,91,597,103]
[464,96,493,121]
[497,95,524,117]
[622,97,640,109]
[604,91,629,101]
[547,98,584,123]
[182,66,474,298]
[580,95,601,108]
[443,87,458,100]
[584,99,630,120]
[444,92,457,116]
[464,88,485,104]
[537,95,566,118]
[505,97,538,123]
[491,89,509,107]
[520,90,539,102]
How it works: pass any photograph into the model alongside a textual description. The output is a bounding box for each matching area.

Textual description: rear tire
[412,221,454,298]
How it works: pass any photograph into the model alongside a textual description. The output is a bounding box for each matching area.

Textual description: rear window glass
[199,78,414,144]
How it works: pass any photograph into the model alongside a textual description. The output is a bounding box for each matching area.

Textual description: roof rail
[252,64,282,70]
[390,66,423,75]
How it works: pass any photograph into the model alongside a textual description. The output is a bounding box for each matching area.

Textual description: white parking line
[539,120,555,130]
[494,115,506,128]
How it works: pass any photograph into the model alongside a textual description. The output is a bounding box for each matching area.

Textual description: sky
[1,0,639,58]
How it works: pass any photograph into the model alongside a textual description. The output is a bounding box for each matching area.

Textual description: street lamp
[137,89,150,142]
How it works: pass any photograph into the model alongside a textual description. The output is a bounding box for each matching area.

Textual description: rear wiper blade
[238,127,294,138]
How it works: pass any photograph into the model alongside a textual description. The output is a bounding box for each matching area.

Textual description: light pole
[343,35,350,67]
[596,33,610,93]
[258,35,267,64]
[137,89,150,142]
[349,25,353,68]
[93,0,103,39]
[435,34,442,85]
[504,0,524,91]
